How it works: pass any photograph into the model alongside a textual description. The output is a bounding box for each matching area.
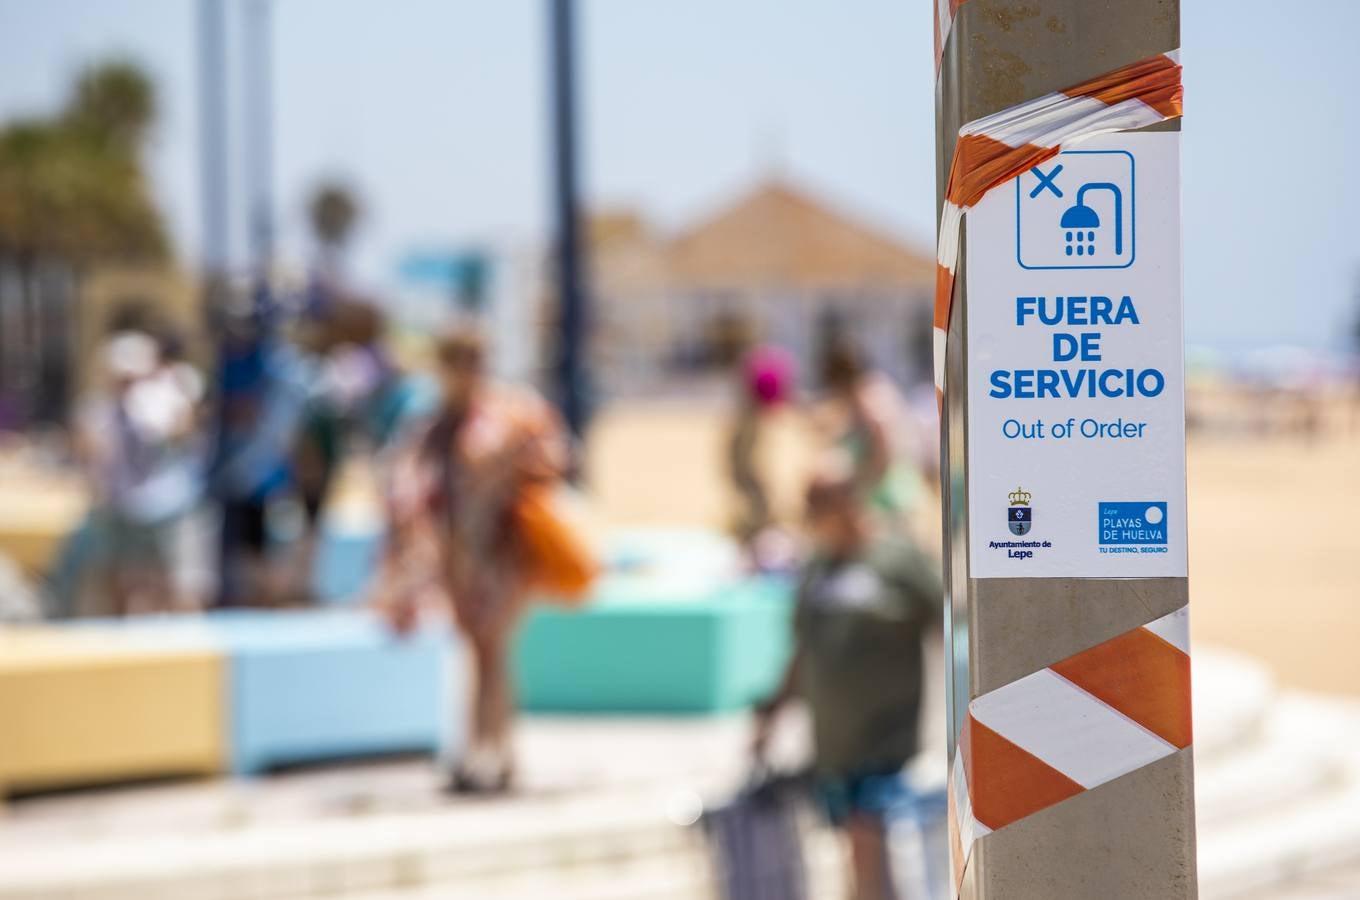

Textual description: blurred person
[727,345,798,572]
[381,324,588,794]
[150,325,207,418]
[131,323,209,609]
[0,552,41,623]
[1351,306,1360,434]
[73,330,196,615]
[47,305,166,617]
[818,338,936,529]
[323,298,436,455]
[208,301,309,608]
[287,302,348,604]
[289,298,435,602]
[752,455,943,900]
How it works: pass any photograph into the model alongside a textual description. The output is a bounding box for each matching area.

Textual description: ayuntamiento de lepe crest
[1008,487,1032,536]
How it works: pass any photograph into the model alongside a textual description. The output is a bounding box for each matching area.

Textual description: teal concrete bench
[314,526,794,714]
[314,525,742,606]
[514,575,794,714]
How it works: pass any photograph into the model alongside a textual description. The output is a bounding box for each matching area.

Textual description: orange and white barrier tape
[932,50,1183,409]
[949,606,1192,891]
[933,0,966,76]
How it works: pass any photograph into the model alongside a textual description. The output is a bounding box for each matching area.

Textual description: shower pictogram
[1062,183,1123,258]
[1016,149,1135,270]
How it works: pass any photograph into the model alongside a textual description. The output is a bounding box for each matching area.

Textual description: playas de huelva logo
[1098,501,1167,545]
[1007,487,1032,536]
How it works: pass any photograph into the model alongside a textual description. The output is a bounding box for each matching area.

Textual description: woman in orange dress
[383,326,570,793]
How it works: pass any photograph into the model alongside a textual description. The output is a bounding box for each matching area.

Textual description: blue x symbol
[1029,164,1064,198]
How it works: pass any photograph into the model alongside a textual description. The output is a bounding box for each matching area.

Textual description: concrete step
[0,788,697,900]
[1230,858,1360,900]
[0,650,1347,900]
[1201,788,1360,899]
[0,714,762,900]
[1192,647,1277,762]
[0,786,853,900]
[341,829,848,900]
[1194,686,1354,827]
[1198,693,1360,898]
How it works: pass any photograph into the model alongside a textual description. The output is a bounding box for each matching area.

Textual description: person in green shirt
[754,454,943,900]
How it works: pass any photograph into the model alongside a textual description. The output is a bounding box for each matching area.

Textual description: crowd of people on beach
[58,286,433,617]
[726,337,943,899]
[60,284,600,794]
[54,284,943,895]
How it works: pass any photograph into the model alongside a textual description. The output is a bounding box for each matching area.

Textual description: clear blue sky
[0,0,1355,353]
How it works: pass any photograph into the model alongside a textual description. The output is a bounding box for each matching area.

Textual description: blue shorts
[816,768,915,827]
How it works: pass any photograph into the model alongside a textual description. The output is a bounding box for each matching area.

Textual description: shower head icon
[1061,182,1123,257]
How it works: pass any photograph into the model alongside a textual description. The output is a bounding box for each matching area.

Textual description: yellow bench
[0,467,84,577]
[0,628,225,796]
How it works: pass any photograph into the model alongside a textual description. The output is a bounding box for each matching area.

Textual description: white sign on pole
[965,132,1186,579]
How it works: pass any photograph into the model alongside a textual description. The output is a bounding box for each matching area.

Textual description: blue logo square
[1098,502,1168,545]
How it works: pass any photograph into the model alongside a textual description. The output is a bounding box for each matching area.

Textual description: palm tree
[307,181,361,276]
[0,58,167,264]
[66,59,157,155]
[0,59,168,423]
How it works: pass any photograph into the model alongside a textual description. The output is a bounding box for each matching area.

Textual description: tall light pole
[197,0,230,287]
[548,0,590,440]
[243,0,276,280]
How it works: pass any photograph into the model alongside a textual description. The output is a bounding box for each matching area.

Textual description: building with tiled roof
[588,179,935,395]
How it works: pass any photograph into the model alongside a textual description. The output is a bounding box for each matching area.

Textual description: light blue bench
[210,610,457,775]
[313,525,384,605]
[63,610,459,776]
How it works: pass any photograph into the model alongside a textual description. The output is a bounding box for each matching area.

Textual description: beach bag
[702,770,810,900]
[512,484,598,603]
[884,783,950,900]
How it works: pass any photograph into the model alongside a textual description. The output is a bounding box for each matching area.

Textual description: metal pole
[937,3,1195,898]
[244,0,275,279]
[548,0,590,438]
[197,0,230,282]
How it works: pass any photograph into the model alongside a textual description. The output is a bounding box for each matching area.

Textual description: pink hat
[743,346,796,408]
